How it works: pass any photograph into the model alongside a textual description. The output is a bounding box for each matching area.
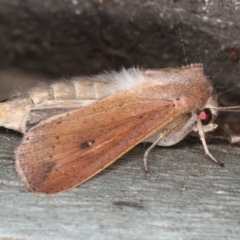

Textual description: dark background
[0,0,240,106]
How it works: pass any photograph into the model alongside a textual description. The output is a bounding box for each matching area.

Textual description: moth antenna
[196,117,224,167]
[217,81,240,97]
[211,51,230,80]
[210,106,240,112]
[218,64,240,88]
[143,133,164,173]
[205,47,221,75]
[176,15,188,65]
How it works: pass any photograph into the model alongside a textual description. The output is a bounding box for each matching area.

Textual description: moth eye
[198,109,212,125]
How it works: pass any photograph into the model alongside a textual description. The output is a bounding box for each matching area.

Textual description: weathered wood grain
[0,128,240,239]
[0,0,240,239]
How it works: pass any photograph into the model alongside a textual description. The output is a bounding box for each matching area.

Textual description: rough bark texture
[0,0,240,239]
[1,1,240,103]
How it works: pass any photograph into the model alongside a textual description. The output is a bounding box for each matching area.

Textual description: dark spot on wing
[80,140,95,150]
[43,162,56,174]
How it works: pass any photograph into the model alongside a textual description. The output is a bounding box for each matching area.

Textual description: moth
[0,64,239,194]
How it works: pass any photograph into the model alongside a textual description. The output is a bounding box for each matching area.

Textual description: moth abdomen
[0,68,144,133]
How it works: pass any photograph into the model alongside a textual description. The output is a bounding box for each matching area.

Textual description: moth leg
[222,124,240,144]
[196,118,224,167]
[143,114,195,172]
[143,133,164,173]
[203,124,240,145]
[201,123,218,133]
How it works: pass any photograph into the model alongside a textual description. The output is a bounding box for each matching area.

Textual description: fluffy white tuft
[88,67,144,93]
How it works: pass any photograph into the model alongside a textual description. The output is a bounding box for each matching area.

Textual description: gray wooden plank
[0,1,240,239]
[0,128,240,240]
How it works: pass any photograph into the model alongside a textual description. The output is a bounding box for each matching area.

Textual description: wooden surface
[1,1,240,239]
[1,128,240,239]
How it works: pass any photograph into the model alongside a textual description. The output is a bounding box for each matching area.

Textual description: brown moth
[0,65,238,194]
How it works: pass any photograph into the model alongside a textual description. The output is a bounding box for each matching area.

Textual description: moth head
[198,92,219,126]
[199,90,240,128]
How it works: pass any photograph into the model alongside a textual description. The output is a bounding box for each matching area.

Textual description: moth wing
[16,91,183,193]
[26,100,97,131]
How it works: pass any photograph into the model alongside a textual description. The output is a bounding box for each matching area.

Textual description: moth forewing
[16,91,182,193]
[25,100,97,132]
[15,64,217,194]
